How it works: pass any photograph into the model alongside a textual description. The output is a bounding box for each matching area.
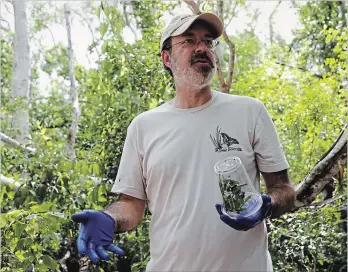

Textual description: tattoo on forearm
[263,170,296,218]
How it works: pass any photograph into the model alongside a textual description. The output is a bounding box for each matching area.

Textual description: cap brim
[171,13,223,39]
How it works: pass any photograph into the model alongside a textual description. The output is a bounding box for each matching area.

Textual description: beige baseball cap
[160,13,223,52]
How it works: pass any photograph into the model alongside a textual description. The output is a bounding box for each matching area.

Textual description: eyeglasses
[167,37,219,50]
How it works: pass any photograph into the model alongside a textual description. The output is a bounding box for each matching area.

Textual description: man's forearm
[268,183,296,218]
[104,195,145,233]
[262,170,296,218]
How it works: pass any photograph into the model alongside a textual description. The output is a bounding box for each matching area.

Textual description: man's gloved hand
[72,210,125,264]
[215,194,272,231]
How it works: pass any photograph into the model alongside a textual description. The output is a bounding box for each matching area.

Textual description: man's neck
[172,85,212,109]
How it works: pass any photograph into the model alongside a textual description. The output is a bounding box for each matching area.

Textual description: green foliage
[130,1,176,33]
[232,40,345,183]
[77,2,175,182]
[269,202,347,272]
[0,37,13,116]
[232,30,263,79]
[41,43,69,78]
[1,132,115,270]
[1,200,66,271]
[291,1,347,75]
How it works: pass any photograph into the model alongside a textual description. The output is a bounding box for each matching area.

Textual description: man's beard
[172,52,216,92]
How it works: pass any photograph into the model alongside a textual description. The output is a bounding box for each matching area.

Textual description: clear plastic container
[214,156,263,218]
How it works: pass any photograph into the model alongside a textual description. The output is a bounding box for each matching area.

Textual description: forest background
[0,0,347,271]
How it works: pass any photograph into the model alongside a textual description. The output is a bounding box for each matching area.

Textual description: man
[72,12,296,271]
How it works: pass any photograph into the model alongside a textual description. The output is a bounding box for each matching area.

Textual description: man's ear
[161,50,172,69]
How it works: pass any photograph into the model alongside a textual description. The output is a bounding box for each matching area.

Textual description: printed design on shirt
[209,126,242,152]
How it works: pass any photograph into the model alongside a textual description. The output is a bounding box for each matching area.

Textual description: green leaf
[42,255,58,269]
[96,5,101,19]
[100,23,108,37]
[81,163,89,175]
[30,202,52,213]
[15,223,26,238]
[8,190,15,200]
[92,187,98,202]
[93,163,100,176]
[15,250,25,262]
[6,210,22,217]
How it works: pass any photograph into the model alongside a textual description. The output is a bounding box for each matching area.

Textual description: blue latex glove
[72,210,125,264]
[215,194,272,231]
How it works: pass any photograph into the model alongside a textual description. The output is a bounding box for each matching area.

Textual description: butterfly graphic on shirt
[210,126,242,152]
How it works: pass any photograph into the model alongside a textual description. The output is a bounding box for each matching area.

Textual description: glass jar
[214,156,262,218]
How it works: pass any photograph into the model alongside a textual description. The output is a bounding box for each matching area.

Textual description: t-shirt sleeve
[253,103,289,173]
[111,120,147,200]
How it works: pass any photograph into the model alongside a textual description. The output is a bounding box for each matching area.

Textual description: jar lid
[214,156,241,174]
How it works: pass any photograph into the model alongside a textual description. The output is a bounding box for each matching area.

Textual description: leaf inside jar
[219,176,250,213]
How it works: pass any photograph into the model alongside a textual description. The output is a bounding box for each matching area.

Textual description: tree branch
[47,26,57,48]
[268,1,281,44]
[0,132,36,153]
[1,25,10,32]
[1,18,11,32]
[0,174,20,190]
[123,4,138,40]
[196,0,202,11]
[215,53,226,90]
[218,0,235,93]
[183,0,201,15]
[72,7,101,67]
[295,125,347,207]
[276,61,323,79]
[296,194,346,210]
[224,2,238,29]
[4,1,13,14]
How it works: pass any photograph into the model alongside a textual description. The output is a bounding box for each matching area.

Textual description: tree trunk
[64,3,80,161]
[10,0,31,144]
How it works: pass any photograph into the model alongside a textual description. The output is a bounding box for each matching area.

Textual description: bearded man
[72,13,296,272]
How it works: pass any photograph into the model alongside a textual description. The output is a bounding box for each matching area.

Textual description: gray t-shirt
[112,90,289,271]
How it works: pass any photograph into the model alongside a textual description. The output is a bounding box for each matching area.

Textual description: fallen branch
[0,131,36,153]
[295,125,347,207]
[296,194,346,209]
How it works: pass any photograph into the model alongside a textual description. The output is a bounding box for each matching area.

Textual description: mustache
[190,53,214,67]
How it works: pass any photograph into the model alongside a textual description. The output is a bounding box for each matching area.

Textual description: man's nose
[195,40,208,53]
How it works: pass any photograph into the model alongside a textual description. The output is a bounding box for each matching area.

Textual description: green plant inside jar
[218,176,252,213]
